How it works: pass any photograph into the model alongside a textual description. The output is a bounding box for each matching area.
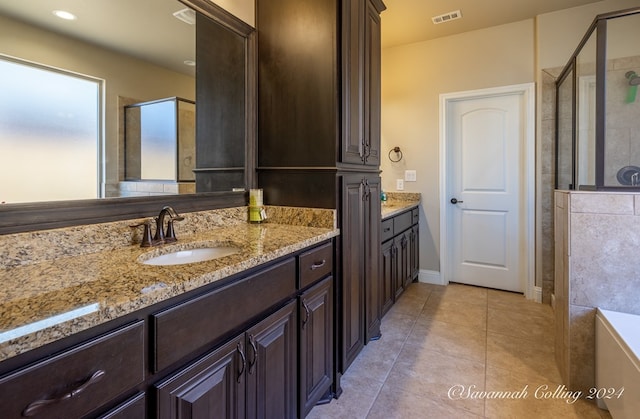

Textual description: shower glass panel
[556,68,575,190]
[604,13,640,188]
[125,97,195,182]
[576,31,597,188]
[555,7,640,191]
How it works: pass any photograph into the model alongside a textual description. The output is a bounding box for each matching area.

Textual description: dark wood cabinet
[341,173,381,371]
[245,302,297,419]
[157,301,297,419]
[381,239,395,316]
[0,322,144,419]
[299,277,333,417]
[342,0,383,167]
[410,224,420,283]
[97,393,146,419]
[381,207,420,315]
[156,335,246,419]
[0,241,334,419]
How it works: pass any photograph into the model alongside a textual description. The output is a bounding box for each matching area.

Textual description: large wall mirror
[0,0,255,234]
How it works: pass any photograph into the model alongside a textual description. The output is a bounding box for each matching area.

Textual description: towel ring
[388,147,403,162]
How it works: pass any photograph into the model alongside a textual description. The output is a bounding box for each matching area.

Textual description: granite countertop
[0,222,339,361]
[381,202,419,220]
[381,191,421,220]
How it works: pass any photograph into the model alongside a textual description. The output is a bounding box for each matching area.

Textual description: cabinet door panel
[341,0,365,165]
[410,225,420,282]
[156,336,245,419]
[300,277,334,417]
[381,240,394,316]
[245,301,297,419]
[363,0,382,166]
[340,175,365,371]
[364,175,381,341]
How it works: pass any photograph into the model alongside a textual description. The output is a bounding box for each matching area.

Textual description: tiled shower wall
[540,67,563,304]
[540,55,640,305]
[555,191,640,392]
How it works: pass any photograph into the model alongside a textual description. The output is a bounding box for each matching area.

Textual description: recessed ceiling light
[183,60,196,67]
[52,10,77,20]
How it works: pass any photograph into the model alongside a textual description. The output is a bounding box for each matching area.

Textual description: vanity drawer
[0,321,144,419]
[152,258,296,372]
[411,208,419,225]
[381,219,394,242]
[299,242,333,289]
[394,211,412,234]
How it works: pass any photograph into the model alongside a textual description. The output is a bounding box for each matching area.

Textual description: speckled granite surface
[0,206,338,361]
[381,192,421,219]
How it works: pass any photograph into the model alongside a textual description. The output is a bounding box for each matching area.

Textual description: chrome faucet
[130,206,184,247]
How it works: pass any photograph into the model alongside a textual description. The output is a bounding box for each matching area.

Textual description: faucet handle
[164,218,184,243]
[130,219,154,247]
[153,216,165,243]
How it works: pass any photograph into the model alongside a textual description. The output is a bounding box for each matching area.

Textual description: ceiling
[381,0,602,48]
[0,0,604,74]
[0,0,195,76]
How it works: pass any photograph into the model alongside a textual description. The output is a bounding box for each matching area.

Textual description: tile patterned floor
[307,282,612,419]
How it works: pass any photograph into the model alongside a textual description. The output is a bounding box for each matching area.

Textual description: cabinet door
[341,0,366,165]
[299,277,334,417]
[409,225,420,282]
[340,174,365,371]
[364,175,381,341]
[245,301,297,419]
[381,239,395,316]
[156,336,246,419]
[363,0,382,166]
[395,232,409,298]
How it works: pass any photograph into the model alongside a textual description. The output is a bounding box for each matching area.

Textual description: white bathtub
[596,308,640,418]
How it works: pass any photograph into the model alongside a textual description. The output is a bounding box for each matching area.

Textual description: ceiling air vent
[432,10,462,25]
[173,8,196,25]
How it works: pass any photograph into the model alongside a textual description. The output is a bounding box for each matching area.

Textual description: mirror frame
[0,0,256,235]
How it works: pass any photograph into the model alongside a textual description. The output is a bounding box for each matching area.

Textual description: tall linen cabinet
[256,0,386,399]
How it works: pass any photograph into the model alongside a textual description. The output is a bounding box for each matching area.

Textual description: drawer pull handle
[383,227,391,233]
[302,300,311,329]
[23,369,106,417]
[248,335,258,375]
[237,342,246,383]
[310,260,326,270]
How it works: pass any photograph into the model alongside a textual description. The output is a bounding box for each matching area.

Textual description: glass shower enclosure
[125,97,196,183]
[555,7,640,190]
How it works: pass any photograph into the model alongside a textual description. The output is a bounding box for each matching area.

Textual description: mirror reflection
[0,0,246,204]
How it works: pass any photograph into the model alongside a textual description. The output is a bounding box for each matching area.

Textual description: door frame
[439,83,536,300]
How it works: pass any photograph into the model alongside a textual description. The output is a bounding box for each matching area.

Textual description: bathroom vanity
[380,195,420,317]
[0,209,338,418]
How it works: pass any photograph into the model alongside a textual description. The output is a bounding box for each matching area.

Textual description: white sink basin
[142,247,240,266]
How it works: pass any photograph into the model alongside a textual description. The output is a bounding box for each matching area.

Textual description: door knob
[450,198,463,204]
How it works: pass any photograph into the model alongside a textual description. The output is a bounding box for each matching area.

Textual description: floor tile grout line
[363,291,430,418]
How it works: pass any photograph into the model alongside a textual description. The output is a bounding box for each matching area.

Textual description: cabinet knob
[450,198,463,204]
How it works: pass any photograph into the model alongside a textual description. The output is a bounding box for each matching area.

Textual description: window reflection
[0,56,101,203]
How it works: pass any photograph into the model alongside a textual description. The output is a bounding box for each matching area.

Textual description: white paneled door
[441,84,534,294]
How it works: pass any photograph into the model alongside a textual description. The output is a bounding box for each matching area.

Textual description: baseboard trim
[418,270,446,286]
[534,286,543,303]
